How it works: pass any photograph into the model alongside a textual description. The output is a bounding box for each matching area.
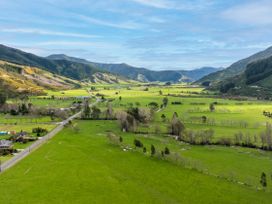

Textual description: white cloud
[0,28,99,38]
[131,0,172,9]
[35,41,123,49]
[77,15,143,30]
[222,1,272,26]
[131,0,215,10]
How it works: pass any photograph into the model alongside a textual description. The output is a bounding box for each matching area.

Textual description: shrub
[32,127,48,137]
[143,147,147,153]
[151,144,156,156]
[218,138,232,146]
[260,172,267,188]
[134,139,143,148]
[119,136,123,143]
[107,132,120,145]
[164,147,170,155]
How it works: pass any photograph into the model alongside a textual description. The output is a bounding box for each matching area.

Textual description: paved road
[0,98,100,173]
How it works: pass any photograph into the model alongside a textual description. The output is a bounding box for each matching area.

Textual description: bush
[143,147,147,153]
[172,101,182,105]
[151,144,156,156]
[218,138,232,146]
[107,132,120,145]
[134,139,143,148]
[32,127,48,137]
[164,147,170,155]
[119,136,123,143]
[260,172,267,188]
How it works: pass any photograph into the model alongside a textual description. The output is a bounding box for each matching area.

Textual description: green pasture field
[28,98,77,108]
[93,85,272,143]
[45,89,90,97]
[0,120,271,204]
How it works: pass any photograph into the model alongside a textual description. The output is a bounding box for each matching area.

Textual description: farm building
[0,131,16,136]
[0,140,14,155]
[0,140,13,149]
[0,131,8,135]
[10,131,37,143]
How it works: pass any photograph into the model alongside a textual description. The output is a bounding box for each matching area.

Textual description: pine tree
[260,172,267,188]
[151,145,156,156]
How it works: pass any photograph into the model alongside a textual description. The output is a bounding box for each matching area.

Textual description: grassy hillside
[47,54,219,82]
[0,60,79,96]
[197,46,272,85]
[89,72,137,84]
[211,56,272,98]
[0,44,101,80]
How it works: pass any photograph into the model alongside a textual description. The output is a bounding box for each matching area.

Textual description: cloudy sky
[0,0,272,70]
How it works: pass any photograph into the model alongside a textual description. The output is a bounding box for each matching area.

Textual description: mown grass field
[1,84,272,203]
[93,85,272,142]
[0,120,271,204]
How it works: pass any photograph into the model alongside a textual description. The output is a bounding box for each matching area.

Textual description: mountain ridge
[47,54,220,82]
[196,46,272,85]
[0,44,220,83]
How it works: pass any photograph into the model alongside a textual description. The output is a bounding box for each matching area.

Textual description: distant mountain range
[1,44,272,97]
[47,54,219,83]
[0,44,220,83]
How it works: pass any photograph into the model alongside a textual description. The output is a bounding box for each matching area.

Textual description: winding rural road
[0,98,100,173]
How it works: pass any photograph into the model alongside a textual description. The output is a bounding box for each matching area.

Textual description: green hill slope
[0,44,101,80]
[47,54,220,82]
[197,46,272,85]
[0,60,80,96]
[0,45,137,84]
[214,56,272,98]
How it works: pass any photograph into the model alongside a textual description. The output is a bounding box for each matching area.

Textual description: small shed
[0,140,13,149]
[0,131,8,136]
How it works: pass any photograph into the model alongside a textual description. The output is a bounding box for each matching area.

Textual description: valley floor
[0,120,271,204]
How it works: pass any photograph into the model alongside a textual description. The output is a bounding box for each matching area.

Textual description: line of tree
[263,111,272,119]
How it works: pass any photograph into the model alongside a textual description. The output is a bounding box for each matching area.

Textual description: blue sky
[0,0,272,70]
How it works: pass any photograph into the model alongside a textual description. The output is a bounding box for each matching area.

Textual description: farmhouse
[0,140,13,149]
[0,140,13,155]
[10,131,36,143]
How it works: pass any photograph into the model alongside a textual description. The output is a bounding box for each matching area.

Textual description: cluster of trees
[134,139,170,157]
[185,129,214,145]
[81,99,110,119]
[219,123,272,149]
[116,106,153,132]
[260,123,272,150]
[245,56,272,85]
[0,102,32,116]
[169,112,185,137]
[233,132,257,148]
[263,111,272,119]
[147,97,168,111]
[220,82,235,93]
[32,127,48,137]
[0,100,73,120]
